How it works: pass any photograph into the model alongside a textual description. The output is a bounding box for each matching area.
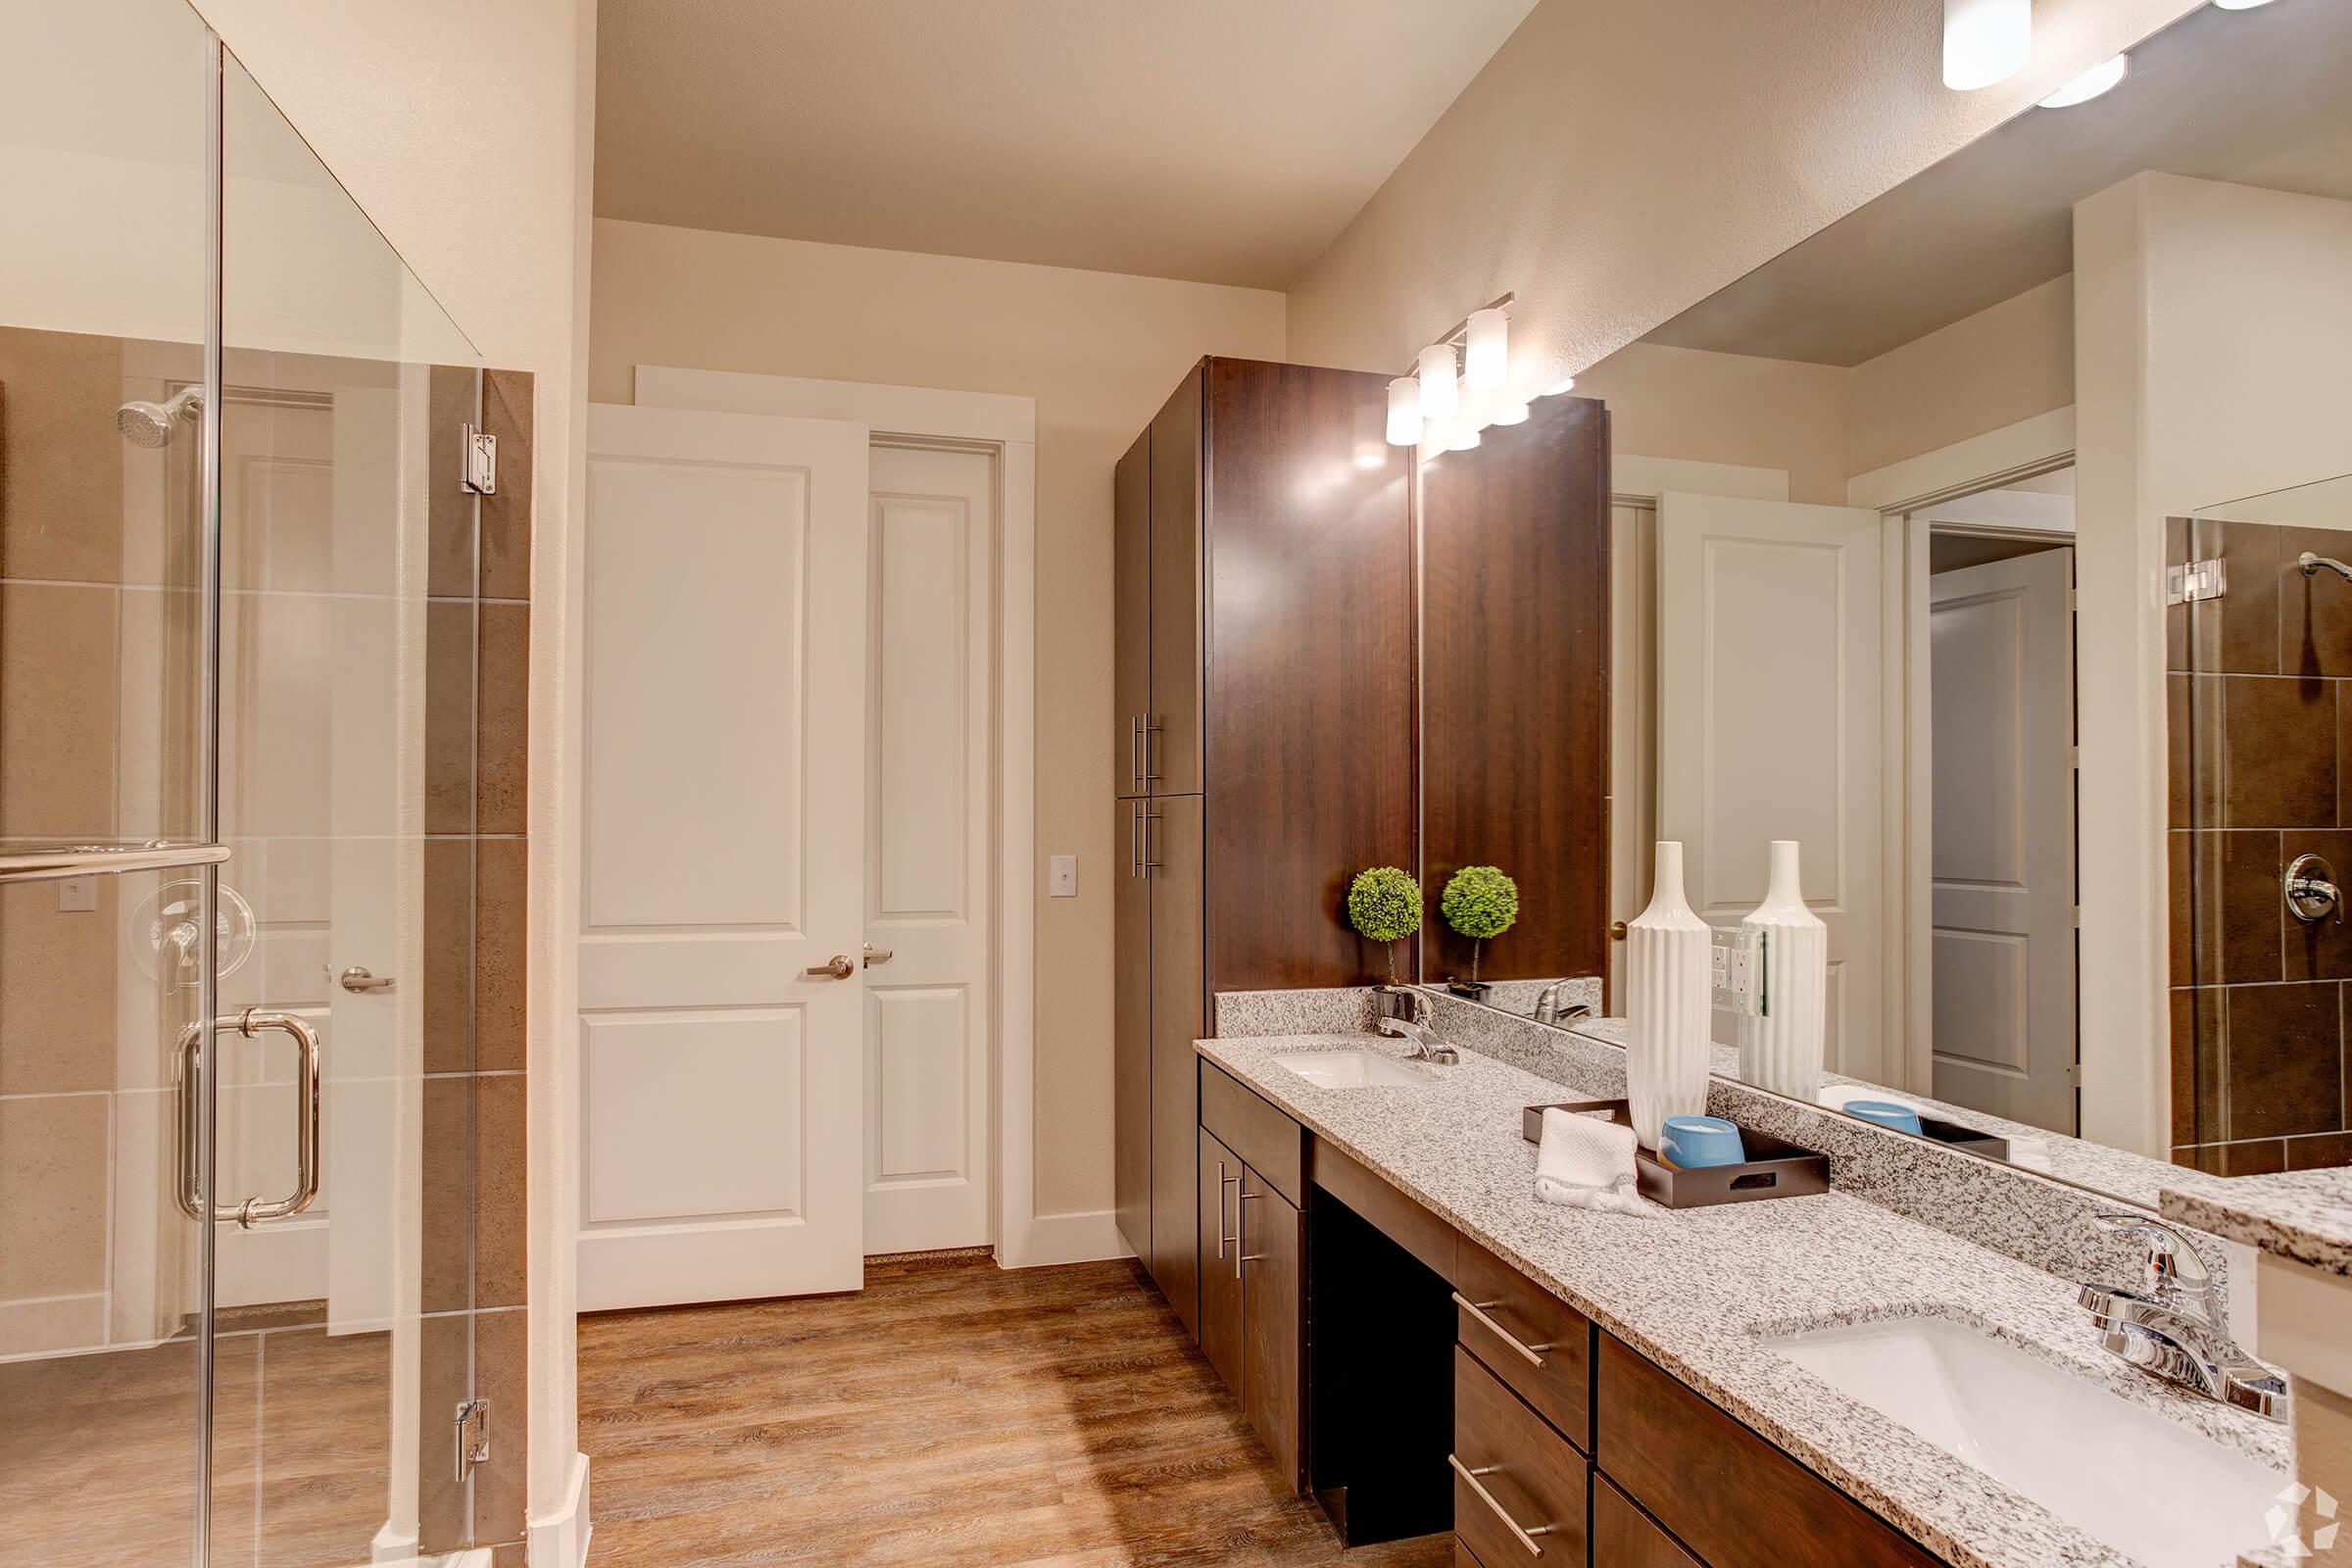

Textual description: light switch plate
[1049,855,1077,898]
[56,875,97,912]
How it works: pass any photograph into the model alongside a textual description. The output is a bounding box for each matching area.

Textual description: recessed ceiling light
[2038,53,2129,107]
[1944,0,2032,90]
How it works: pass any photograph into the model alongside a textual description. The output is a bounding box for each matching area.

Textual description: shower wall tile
[473,836,527,1073]
[427,365,480,600]
[472,1073,527,1310]
[0,326,129,584]
[474,602,530,837]
[425,599,478,837]
[422,836,476,1075]
[2191,515,2281,675]
[0,1094,109,1298]
[2171,515,2352,1175]
[0,581,120,842]
[479,370,533,603]
[2221,674,2335,827]
[470,1306,529,1546]
[0,878,121,1095]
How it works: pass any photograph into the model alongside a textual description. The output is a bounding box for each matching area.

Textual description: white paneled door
[1928,547,2078,1133]
[862,445,997,1253]
[1655,493,1887,1082]
[578,404,870,1309]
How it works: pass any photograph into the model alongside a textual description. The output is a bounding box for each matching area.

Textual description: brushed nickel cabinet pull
[1235,1189,1259,1279]
[1215,1161,1239,1258]
[1447,1454,1551,1555]
[805,955,856,980]
[1451,1292,1553,1367]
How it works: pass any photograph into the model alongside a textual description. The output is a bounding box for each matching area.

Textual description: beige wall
[2075,172,2352,1157]
[1284,0,2197,392]
[1578,341,1850,503]
[1846,274,2075,477]
[590,218,1288,1218]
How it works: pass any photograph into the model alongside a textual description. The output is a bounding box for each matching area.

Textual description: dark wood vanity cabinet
[1198,1066,1307,1491]
[1111,357,1414,1331]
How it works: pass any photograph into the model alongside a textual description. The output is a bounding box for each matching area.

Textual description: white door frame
[625,367,1048,1267]
[1849,415,2078,1099]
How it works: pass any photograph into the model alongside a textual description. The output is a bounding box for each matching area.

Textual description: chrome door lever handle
[862,944,893,967]
[805,955,856,980]
[338,965,394,993]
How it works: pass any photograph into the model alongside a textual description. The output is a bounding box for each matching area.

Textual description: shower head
[115,385,204,449]
[2298,551,2352,584]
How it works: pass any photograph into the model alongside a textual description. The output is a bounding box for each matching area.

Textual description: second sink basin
[1767,1315,2282,1568]
[1268,1050,1428,1089]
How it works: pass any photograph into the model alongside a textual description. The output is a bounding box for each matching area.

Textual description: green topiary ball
[1442,865,1518,942]
[1347,865,1423,943]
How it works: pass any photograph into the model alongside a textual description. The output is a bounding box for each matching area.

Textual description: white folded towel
[1534,1106,1650,1215]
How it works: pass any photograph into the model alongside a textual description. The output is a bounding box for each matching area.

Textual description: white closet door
[1656,492,1887,1081]
[577,403,869,1309]
[1928,547,2078,1133]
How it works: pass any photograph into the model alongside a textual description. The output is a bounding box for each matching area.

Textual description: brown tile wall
[2167,515,2352,1175]
[416,366,532,1556]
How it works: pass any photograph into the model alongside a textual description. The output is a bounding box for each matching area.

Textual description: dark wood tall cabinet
[1111,356,1415,1336]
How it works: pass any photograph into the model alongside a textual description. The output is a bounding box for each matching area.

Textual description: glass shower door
[0,4,220,1565]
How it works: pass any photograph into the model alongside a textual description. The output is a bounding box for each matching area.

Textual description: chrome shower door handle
[175,1008,322,1227]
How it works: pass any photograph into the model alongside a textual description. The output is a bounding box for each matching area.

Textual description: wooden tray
[1521,1100,1831,1208]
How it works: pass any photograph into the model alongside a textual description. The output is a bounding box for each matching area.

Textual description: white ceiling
[593,0,1541,290]
[1642,0,2352,367]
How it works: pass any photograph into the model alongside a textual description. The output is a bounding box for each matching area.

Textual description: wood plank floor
[578,1253,1454,1567]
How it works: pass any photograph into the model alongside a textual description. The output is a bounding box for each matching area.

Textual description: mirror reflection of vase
[1740,840,1828,1102]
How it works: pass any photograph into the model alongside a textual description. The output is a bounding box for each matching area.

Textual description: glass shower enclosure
[0,5,499,1565]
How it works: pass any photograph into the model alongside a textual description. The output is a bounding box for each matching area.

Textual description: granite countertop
[2160,1168,2352,1278]
[1198,1032,2289,1568]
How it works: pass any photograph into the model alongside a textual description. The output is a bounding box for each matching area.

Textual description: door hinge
[2165,559,2225,605]
[460,422,498,495]
[2065,1062,2084,1089]
[455,1398,491,1484]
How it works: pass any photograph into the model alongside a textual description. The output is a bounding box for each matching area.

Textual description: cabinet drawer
[1200,1061,1303,1204]
[1596,1334,1943,1568]
[1593,1476,1700,1568]
[1455,1241,1592,1448]
[1453,1346,1589,1568]
[1455,1539,1488,1568]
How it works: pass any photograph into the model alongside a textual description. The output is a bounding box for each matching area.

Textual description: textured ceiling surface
[1642,0,2352,366]
[595,0,1541,289]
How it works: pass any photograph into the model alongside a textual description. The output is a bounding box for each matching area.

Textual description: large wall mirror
[1414,0,2352,1208]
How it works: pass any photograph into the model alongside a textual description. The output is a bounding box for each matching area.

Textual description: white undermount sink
[1268,1050,1428,1089]
[1767,1316,2283,1568]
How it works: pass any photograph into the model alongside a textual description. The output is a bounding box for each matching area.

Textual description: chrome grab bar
[0,842,229,885]
[1447,1453,1551,1555]
[176,1008,322,1227]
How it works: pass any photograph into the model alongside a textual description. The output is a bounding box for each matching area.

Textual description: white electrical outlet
[1049,855,1078,898]
[56,875,97,913]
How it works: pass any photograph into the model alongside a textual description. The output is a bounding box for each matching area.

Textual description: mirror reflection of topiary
[1347,865,1422,983]
[1441,864,1519,983]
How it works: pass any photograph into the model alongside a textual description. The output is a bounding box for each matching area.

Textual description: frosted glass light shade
[1464,309,1508,390]
[1490,400,1529,426]
[1943,0,2030,90]
[1417,344,1459,419]
[1541,374,1577,397]
[1386,376,1422,445]
[1443,418,1481,452]
[2211,0,2277,9]
[2038,53,2126,107]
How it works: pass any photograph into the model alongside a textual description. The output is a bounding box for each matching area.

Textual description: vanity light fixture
[2038,52,2127,106]
[1463,308,1509,391]
[1541,374,1578,397]
[2210,0,2278,8]
[1444,419,1482,452]
[1489,399,1530,426]
[1943,0,2031,90]
[1385,376,1422,446]
[1416,344,1460,420]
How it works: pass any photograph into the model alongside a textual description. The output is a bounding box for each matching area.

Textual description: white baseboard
[528,1451,591,1568]
[1006,1208,1132,1269]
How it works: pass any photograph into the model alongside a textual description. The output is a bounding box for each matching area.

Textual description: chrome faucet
[1376,1014,1458,1065]
[1531,979,1592,1027]
[2078,1215,2286,1422]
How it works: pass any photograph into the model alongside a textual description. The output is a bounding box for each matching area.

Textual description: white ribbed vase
[1739,840,1829,1101]
[1626,841,1711,1150]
